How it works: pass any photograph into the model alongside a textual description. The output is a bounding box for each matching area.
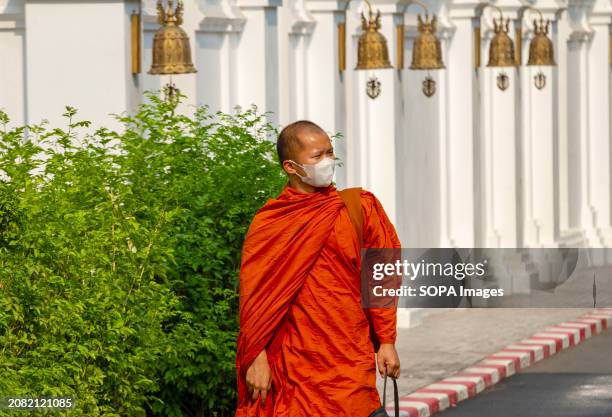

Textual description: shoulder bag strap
[337,187,363,248]
[338,187,382,351]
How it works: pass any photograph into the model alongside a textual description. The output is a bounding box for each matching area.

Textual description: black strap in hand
[382,374,399,417]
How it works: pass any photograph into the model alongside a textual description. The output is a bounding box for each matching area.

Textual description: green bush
[0,92,286,416]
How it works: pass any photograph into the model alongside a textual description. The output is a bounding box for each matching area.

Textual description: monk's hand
[246,349,272,405]
[377,343,400,379]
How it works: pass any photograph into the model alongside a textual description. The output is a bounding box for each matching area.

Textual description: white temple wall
[1,0,612,252]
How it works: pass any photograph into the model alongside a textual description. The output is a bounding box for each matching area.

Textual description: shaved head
[277,120,326,166]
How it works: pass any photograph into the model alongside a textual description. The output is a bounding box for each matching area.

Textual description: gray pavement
[378,308,594,398]
[434,322,612,417]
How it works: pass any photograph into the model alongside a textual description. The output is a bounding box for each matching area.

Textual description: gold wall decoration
[149,0,197,75]
[515,26,522,65]
[366,76,382,98]
[525,6,555,90]
[496,72,509,91]
[410,13,445,70]
[356,0,392,70]
[397,24,405,70]
[163,82,180,103]
[534,72,546,89]
[527,18,555,66]
[338,22,346,72]
[488,15,515,67]
[423,76,436,97]
[131,11,141,74]
[405,0,444,97]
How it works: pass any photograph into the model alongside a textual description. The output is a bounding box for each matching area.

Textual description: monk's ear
[282,160,296,175]
[283,160,307,177]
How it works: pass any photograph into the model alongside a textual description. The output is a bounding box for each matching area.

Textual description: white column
[566,0,591,240]
[443,0,478,248]
[586,0,612,245]
[518,1,561,247]
[566,0,612,247]
[193,0,245,113]
[557,8,571,241]
[142,0,163,104]
[305,0,348,187]
[0,0,26,128]
[283,0,315,123]
[478,1,521,248]
[395,0,479,249]
[276,0,315,125]
[346,0,400,225]
[397,1,451,247]
[235,0,282,126]
[24,0,140,131]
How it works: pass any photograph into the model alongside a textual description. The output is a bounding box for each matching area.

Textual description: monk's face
[283,130,335,178]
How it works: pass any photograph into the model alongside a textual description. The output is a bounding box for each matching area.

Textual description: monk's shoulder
[358,188,380,216]
[244,197,277,233]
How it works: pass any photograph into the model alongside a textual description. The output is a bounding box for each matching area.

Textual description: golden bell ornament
[487,16,516,67]
[355,3,392,70]
[410,14,445,70]
[149,0,197,75]
[527,18,555,66]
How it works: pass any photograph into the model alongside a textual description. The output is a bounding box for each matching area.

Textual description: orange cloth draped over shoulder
[235,182,402,417]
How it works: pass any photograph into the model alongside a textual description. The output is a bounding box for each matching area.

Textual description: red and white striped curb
[388,308,612,417]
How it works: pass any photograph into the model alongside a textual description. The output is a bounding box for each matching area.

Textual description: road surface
[435,328,612,417]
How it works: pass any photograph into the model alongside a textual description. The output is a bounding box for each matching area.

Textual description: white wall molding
[4,0,612,261]
[0,0,26,127]
[565,0,612,247]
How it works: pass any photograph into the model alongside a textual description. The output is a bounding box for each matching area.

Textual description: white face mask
[289,157,336,187]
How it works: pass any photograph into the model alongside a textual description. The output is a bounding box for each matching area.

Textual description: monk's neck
[288,176,317,194]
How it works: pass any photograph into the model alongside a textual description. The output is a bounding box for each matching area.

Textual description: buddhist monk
[234,120,402,417]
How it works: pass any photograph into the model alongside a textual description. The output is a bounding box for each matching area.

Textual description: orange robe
[235,182,402,417]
